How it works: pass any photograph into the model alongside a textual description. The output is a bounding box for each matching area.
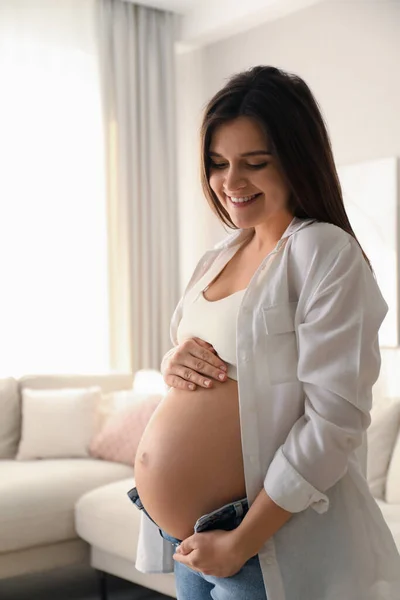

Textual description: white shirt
[134,217,400,600]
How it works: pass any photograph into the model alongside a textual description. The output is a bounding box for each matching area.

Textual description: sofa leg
[96,569,108,600]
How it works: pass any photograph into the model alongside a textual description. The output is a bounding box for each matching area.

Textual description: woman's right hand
[161,337,228,391]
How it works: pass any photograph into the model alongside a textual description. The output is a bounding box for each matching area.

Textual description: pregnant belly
[133,378,246,540]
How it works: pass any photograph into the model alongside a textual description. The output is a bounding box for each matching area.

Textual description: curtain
[95,0,180,373]
[0,0,110,377]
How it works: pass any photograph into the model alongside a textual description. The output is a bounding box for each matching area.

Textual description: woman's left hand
[173,529,252,578]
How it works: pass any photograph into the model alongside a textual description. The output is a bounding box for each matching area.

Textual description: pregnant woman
[128,66,400,600]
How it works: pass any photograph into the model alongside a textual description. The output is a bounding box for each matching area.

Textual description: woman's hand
[173,529,251,577]
[161,338,228,391]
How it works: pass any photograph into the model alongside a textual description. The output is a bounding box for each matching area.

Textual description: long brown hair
[200,65,372,270]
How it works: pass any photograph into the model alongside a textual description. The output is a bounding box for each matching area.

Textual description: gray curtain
[95,0,180,373]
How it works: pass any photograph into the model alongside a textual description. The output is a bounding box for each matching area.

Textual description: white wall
[178,0,324,49]
[176,0,400,291]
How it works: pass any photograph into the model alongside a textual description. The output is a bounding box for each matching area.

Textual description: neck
[250,213,294,253]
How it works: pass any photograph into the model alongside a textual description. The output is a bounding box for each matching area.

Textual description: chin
[230,217,259,230]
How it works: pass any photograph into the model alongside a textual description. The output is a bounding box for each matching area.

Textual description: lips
[227,193,262,207]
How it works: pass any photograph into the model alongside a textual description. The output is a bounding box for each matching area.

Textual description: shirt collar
[214,216,317,251]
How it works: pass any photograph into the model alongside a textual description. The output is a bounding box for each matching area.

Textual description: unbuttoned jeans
[127,487,268,600]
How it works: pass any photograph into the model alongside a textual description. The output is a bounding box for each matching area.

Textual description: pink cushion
[89,394,163,466]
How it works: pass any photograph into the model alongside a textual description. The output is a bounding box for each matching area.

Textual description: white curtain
[95,0,180,373]
[0,0,110,377]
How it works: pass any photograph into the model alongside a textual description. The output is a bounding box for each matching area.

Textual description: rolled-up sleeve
[264,239,388,514]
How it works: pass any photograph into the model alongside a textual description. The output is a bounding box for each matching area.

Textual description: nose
[223,166,247,194]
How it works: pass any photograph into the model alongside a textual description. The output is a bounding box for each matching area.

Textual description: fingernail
[204,379,211,387]
[220,365,227,371]
[189,384,195,390]
[218,373,225,380]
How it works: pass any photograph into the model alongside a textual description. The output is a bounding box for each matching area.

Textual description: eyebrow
[209,151,272,157]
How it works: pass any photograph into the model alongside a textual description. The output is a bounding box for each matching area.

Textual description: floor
[0,564,171,600]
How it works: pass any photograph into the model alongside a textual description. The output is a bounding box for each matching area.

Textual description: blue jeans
[127,486,267,599]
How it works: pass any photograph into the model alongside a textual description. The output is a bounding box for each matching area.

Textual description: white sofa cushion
[0,378,20,458]
[385,429,400,504]
[367,397,400,498]
[16,386,102,460]
[0,459,134,553]
[75,478,140,562]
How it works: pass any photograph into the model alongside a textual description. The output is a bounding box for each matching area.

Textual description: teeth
[230,194,258,204]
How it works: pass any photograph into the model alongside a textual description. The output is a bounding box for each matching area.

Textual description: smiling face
[208,116,293,230]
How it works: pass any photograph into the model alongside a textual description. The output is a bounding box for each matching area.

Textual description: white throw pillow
[366,397,400,499]
[386,430,400,503]
[16,386,102,460]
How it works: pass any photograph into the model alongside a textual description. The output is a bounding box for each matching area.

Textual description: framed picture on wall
[337,156,399,348]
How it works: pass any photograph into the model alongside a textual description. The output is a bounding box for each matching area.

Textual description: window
[0,0,110,377]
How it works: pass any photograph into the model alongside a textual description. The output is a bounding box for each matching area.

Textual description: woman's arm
[232,488,293,559]
[232,239,388,553]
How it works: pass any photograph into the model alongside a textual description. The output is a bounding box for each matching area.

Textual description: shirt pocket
[262,301,298,385]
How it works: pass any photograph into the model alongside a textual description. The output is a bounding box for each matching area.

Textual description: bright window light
[0,1,109,377]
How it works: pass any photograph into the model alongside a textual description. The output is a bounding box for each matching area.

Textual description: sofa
[0,373,176,598]
[1,371,400,600]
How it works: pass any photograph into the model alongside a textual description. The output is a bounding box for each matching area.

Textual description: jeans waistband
[127,486,249,546]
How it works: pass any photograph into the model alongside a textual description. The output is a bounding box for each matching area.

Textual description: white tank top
[176,262,246,381]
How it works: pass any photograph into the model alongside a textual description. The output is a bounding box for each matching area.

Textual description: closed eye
[209,162,269,170]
